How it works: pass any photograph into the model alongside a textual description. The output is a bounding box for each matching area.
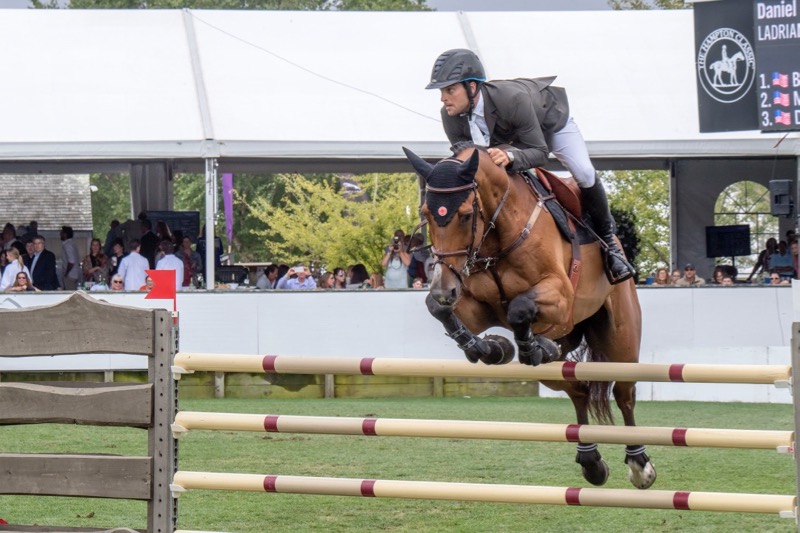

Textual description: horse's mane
[450,141,487,157]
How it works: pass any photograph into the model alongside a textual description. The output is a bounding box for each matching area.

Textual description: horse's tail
[584,346,614,425]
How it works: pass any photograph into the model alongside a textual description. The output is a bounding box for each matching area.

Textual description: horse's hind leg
[614,381,657,489]
[557,381,610,486]
[425,294,514,365]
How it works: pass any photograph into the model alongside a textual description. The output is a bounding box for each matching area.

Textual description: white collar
[471,92,485,119]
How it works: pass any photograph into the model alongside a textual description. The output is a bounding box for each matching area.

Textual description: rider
[425,48,634,284]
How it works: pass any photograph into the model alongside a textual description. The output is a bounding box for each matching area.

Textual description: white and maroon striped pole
[171,471,796,515]
[173,353,791,385]
[172,411,793,451]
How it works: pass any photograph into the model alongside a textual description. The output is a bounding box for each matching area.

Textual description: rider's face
[439,83,471,116]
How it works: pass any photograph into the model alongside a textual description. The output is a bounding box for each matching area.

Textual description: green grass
[0,397,796,532]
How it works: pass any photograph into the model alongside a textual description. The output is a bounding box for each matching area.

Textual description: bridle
[426,169,543,283]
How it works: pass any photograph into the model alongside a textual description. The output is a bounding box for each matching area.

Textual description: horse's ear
[457,149,480,183]
[402,147,434,181]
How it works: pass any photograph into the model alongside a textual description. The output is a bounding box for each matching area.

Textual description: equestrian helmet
[425,49,486,90]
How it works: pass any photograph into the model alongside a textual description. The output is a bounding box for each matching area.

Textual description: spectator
[721,275,735,286]
[82,238,108,285]
[674,263,705,287]
[792,239,799,279]
[107,238,126,279]
[5,270,36,292]
[671,268,682,284]
[29,235,60,291]
[0,247,32,292]
[0,250,6,276]
[109,274,125,291]
[155,239,184,290]
[652,267,671,287]
[710,266,726,285]
[767,240,794,281]
[119,212,147,251]
[156,220,172,243]
[332,267,347,289]
[60,226,80,290]
[347,264,369,289]
[2,223,19,252]
[407,234,430,283]
[175,236,202,289]
[382,232,411,289]
[369,272,385,289]
[139,219,160,269]
[276,265,317,290]
[256,264,279,289]
[318,271,336,289]
[139,275,156,292]
[747,237,777,283]
[118,239,149,291]
[5,271,38,292]
[21,220,38,243]
[23,240,35,267]
[412,277,425,289]
[103,219,120,257]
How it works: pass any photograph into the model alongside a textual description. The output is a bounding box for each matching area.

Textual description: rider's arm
[498,91,550,171]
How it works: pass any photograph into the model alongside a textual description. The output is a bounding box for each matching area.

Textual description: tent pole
[205,158,218,290]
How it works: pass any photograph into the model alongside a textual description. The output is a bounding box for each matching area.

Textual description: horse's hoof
[581,459,609,486]
[628,460,657,490]
[518,348,541,367]
[478,335,515,365]
[538,336,561,364]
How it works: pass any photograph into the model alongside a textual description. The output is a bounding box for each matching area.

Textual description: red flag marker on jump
[145,269,178,323]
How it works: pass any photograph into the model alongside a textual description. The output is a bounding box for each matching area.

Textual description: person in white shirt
[155,239,184,291]
[60,226,80,290]
[276,265,317,290]
[118,239,150,291]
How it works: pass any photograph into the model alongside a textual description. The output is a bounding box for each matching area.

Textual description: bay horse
[403,144,656,490]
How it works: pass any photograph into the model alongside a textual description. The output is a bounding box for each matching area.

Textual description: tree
[90,173,131,238]
[608,0,689,9]
[604,169,670,276]
[246,172,419,271]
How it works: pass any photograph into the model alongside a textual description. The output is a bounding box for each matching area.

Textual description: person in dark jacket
[425,48,633,284]
[28,235,60,290]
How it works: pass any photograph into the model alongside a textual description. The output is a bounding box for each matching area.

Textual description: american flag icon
[773,91,790,107]
[774,110,792,126]
[772,72,789,88]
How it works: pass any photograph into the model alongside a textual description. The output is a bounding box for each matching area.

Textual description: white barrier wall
[0,285,793,403]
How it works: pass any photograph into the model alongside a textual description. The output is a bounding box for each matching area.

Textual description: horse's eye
[459,213,472,224]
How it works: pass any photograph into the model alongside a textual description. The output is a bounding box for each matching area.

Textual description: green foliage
[604,170,670,276]
[608,0,689,9]
[247,173,419,271]
[32,0,428,9]
[89,173,131,239]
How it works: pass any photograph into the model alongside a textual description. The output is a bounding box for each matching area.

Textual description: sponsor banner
[694,0,758,132]
[754,0,800,132]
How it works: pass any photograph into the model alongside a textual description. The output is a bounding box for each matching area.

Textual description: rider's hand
[487,148,510,168]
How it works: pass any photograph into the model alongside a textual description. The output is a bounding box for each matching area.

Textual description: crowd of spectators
[646,234,798,287]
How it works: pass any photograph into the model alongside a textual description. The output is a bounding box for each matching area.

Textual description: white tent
[1,8,797,168]
[0,8,797,281]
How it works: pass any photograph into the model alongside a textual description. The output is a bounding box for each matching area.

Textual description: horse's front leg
[507,289,561,366]
[426,294,514,365]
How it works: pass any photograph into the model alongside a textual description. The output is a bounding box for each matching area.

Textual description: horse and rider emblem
[697,27,755,104]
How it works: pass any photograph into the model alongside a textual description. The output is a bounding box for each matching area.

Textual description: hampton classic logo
[697,27,756,103]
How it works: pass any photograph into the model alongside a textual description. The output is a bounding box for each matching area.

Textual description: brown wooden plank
[0,292,155,356]
[0,383,152,427]
[0,526,143,532]
[0,454,151,500]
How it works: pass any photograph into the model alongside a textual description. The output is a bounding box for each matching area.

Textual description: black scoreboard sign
[695,0,758,132]
[754,0,800,132]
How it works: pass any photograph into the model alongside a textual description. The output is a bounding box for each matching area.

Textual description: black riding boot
[581,180,634,284]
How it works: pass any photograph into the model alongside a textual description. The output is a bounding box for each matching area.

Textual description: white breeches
[550,117,596,188]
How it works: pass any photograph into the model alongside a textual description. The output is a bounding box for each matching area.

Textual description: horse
[403,144,656,490]
[710,51,745,86]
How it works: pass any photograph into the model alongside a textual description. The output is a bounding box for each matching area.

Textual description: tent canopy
[0,8,797,173]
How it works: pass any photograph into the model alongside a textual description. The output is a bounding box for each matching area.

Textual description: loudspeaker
[769,180,793,216]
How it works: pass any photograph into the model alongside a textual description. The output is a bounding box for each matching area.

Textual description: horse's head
[403,145,488,306]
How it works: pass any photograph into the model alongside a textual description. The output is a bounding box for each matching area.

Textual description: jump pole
[171,471,796,516]
[173,353,791,385]
[172,411,794,451]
